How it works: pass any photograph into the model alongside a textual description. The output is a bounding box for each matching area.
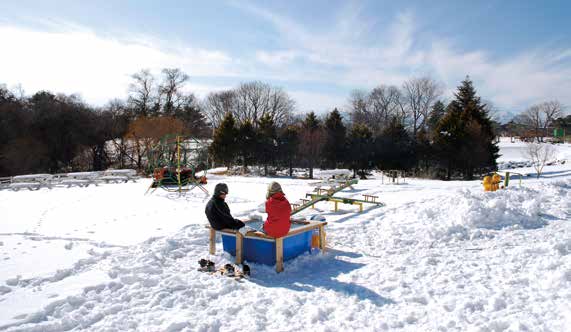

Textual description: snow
[0,140,570,331]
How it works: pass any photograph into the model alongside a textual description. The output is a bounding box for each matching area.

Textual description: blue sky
[1,0,570,118]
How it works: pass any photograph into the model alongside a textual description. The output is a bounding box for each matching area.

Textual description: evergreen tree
[173,99,211,138]
[209,112,238,169]
[375,118,415,171]
[278,125,300,177]
[433,77,499,180]
[257,114,277,176]
[415,127,433,174]
[298,112,324,179]
[427,100,446,134]
[347,124,374,178]
[236,120,256,172]
[322,108,347,169]
[303,111,320,131]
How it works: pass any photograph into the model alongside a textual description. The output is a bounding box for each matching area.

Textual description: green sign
[554,128,564,137]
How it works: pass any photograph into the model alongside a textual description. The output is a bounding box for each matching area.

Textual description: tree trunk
[446,162,451,181]
[309,164,313,179]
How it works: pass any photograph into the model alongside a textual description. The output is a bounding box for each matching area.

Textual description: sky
[1,0,570,120]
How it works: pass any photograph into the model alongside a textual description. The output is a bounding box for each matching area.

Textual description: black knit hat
[214,183,229,196]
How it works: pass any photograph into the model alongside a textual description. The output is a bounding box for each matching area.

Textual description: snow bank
[418,179,570,243]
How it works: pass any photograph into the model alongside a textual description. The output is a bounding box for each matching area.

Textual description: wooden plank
[205,221,327,241]
[275,237,284,273]
[236,233,243,264]
[318,225,326,252]
[209,228,216,254]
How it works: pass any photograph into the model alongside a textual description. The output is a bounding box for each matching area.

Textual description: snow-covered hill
[0,141,570,331]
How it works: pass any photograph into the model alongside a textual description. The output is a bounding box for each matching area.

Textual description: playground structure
[146,135,209,195]
[553,128,566,143]
[290,176,385,215]
[381,170,406,184]
[483,171,523,192]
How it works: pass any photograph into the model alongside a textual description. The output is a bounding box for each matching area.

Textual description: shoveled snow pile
[423,180,570,241]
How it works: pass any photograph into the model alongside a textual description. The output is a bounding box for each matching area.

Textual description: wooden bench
[61,172,100,187]
[10,174,53,191]
[103,169,138,182]
[207,220,327,273]
[60,179,92,188]
[99,175,129,184]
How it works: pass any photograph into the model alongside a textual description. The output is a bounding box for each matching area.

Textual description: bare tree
[349,87,402,133]
[521,104,545,142]
[159,68,189,115]
[128,69,156,117]
[540,100,563,137]
[203,90,237,128]
[348,89,369,125]
[524,143,556,178]
[402,76,442,139]
[367,85,402,133]
[234,81,294,127]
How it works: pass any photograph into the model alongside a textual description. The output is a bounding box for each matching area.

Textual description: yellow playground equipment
[483,173,502,192]
[483,172,522,192]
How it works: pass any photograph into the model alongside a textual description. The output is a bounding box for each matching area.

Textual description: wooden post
[236,232,243,264]
[276,237,284,273]
[334,201,338,212]
[358,203,363,212]
[318,225,326,253]
[209,228,216,255]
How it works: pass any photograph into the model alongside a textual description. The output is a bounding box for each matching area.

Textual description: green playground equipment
[554,128,565,143]
[146,135,209,195]
[290,178,385,215]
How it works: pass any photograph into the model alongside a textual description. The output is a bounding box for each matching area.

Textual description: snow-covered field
[0,140,570,331]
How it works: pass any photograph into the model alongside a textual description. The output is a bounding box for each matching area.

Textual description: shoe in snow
[242,264,251,276]
[223,264,235,277]
[198,259,215,272]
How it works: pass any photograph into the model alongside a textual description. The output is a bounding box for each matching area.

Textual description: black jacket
[205,196,245,230]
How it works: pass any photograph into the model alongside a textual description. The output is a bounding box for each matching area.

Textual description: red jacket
[263,192,292,238]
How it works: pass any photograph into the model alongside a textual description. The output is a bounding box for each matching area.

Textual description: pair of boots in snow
[198,259,250,277]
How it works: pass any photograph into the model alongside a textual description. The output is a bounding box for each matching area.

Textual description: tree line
[2,68,562,180]
[503,101,566,141]
[0,68,210,176]
[209,77,501,180]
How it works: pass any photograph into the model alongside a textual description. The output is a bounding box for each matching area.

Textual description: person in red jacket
[263,181,291,238]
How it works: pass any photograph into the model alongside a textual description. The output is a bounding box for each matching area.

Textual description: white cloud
[241,4,571,112]
[255,50,300,66]
[0,23,237,105]
[289,90,348,114]
[2,9,571,115]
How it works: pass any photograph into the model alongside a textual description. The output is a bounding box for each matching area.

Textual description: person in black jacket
[205,183,245,230]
